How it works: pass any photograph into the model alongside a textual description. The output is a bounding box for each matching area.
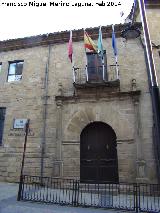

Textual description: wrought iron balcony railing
[73,65,119,87]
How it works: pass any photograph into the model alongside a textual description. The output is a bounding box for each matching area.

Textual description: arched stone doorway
[80,122,119,183]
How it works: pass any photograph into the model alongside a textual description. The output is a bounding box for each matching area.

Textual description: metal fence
[17,175,160,213]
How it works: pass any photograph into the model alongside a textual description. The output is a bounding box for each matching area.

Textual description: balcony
[73,65,120,90]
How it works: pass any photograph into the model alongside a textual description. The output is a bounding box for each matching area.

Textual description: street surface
[0,182,129,213]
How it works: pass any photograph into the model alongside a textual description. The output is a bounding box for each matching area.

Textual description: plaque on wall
[13,119,28,129]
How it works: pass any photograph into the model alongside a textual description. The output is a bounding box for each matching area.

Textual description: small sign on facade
[13,119,28,129]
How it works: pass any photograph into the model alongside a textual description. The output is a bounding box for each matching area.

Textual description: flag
[97,26,103,57]
[84,31,97,52]
[68,31,73,63]
[112,25,118,56]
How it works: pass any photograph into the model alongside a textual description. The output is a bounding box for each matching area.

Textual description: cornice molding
[55,90,141,103]
[0,23,142,53]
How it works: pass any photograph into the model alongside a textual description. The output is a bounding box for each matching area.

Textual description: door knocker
[106,144,109,150]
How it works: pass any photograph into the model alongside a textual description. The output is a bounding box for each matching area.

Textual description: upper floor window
[86,51,107,82]
[7,60,24,82]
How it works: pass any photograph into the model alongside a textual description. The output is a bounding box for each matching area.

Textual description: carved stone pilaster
[136,160,148,183]
[132,95,148,182]
[53,160,63,177]
[57,83,63,96]
[131,79,137,91]
[54,97,63,177]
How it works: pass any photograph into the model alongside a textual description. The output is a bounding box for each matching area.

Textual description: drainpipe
[40,44,51,179]
[138,0,160,182]
[140,35,160,182]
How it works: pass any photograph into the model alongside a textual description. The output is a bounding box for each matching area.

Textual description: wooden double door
[80,122,119,183]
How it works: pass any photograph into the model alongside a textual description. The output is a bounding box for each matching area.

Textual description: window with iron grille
[0,108,6,145]
[7,61,24,82]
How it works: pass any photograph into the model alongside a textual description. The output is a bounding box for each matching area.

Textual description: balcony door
[86,51,107,82]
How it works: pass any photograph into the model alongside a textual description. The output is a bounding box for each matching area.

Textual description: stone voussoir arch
[64,108,116,141]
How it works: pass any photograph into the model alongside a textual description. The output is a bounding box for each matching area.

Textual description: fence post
[17,175,23,201]
[134,183,140,213]
[72,180,79,206]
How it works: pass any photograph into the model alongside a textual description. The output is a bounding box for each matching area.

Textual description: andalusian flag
[97,26,103,57]
[84,31,97,52]
[68,31,73,63]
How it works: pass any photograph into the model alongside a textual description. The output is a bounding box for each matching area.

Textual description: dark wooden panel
[80,122,119,183]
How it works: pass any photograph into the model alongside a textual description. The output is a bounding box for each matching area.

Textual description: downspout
[139,35,152,90]
[138,0,160,183]
[139,35,160,182]
[41,43,51,179]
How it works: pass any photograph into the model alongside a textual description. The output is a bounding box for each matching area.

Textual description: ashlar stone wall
[0,27,157,183]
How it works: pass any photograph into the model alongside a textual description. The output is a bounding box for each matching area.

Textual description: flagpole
[100,26,105,81]
[72,61,76,83]
[85,51,89,82]
[84,29,89,82]
[85,64,89,82]
[70,30,76,83]
[115,55,119,80]
[68,30,76,83]
[98,26,105,81]
[112,25,119,80]
[102,56,105,81]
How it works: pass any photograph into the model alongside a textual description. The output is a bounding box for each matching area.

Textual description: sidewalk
[0,182,128,213]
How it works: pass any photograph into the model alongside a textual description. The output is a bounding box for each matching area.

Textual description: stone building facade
[0,1,159,183]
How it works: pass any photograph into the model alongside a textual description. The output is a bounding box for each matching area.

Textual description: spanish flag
[84,31,97,52]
